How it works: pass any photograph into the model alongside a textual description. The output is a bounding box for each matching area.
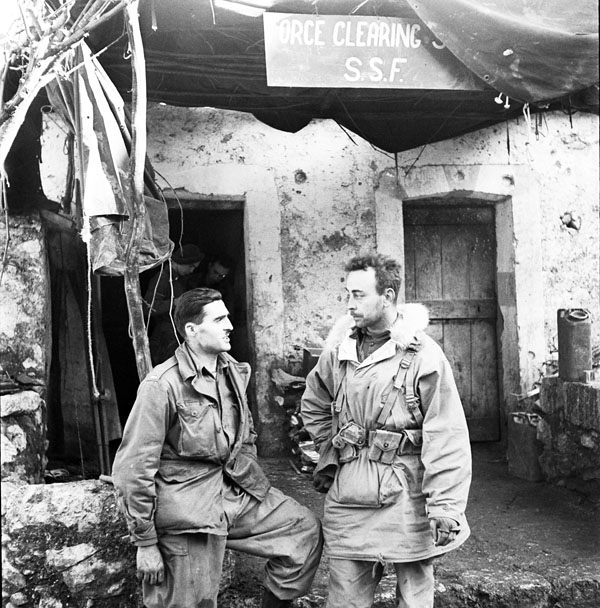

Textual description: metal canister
[557,308,592,381]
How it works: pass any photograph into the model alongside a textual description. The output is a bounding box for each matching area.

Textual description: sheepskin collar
[325,303,430,352]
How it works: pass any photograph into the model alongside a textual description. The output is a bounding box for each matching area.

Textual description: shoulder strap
[402,340,424,427]
[331,359,348,436]
[375,337,421,428]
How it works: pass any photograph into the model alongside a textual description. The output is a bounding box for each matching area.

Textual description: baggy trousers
[326,558,434,608]
[143,484,323,607]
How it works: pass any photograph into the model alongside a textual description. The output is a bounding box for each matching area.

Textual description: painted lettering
[344,57,362,81]
[389,57,407,81]
[344,22,355,46]
[368,57,384,81]
[278,19,291,44]
[290,19,303,45]
[314,20,325,45]
[333,21,346,46]
[395,23,410,47]
[410,24,421,48]
[378,22,391,47]
[355,21,368,47]
[366,22,380,47]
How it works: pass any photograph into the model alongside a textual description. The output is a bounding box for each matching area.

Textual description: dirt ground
[218,442,600,607]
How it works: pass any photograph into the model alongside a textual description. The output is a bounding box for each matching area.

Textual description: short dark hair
[174,288,222,335]
[344,254,402,302]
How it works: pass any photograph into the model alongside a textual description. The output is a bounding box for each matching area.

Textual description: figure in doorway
[144,244,204,365]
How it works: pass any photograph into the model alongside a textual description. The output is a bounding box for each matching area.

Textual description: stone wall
[537,377,600,489]
[1,392,46,484]
[0,212,50,483]
[1,480,138,608]
[1,480,235,608]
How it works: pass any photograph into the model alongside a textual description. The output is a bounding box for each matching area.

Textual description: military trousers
[326,557,434,608]
[143,484,323,608]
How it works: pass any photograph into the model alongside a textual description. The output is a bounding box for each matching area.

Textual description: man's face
[186,300,233,355]
[345,267,387,330]
[205,262,230,286]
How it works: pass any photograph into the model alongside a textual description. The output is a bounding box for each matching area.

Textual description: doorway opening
[403,201,501,441]
[101,197,250,429]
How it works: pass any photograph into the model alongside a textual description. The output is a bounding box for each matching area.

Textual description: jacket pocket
[176,400,221,458]
[155,462,224,533]
[330,453,381,507]
[367,430,403,464]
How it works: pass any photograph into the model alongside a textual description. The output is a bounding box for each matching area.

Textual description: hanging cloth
[46,43,173,275]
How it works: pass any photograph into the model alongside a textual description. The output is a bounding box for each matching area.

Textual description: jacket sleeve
[301,348,340,473]
[112,377,172,546]
[416,342,472,525]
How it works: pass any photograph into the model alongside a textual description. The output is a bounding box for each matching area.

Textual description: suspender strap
[331,360,348,436]
[403,347,423,427]
[375,338,421,428]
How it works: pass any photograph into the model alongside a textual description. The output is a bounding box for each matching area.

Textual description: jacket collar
[328,303,430,364]
[175,343,230,382]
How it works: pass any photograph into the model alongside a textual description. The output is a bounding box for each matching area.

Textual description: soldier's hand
[429,517,460,547]
[137,544,165,586]
[313,470,334,493]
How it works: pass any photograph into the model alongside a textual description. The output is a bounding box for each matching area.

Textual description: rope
[84,216,100,401]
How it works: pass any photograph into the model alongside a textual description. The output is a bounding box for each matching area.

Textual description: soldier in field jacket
[113,288,322,608]
[301,254,471,608]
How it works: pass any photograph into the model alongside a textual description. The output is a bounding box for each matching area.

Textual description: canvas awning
[86,0,598,153]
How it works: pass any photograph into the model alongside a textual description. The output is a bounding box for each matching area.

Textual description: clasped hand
[429,516,460,546]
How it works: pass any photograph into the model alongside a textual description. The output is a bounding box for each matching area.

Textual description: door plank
[426,299,496,320]
[441,225,471,300]
[469,224,495,299]
[440,320,473,418]
[414,226,442,300]
[470,320,500,439]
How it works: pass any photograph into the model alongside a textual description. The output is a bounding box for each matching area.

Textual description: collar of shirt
[176,343,230,382]
[353,327,391,362]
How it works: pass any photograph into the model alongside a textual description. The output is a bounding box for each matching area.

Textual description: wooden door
[404,204,500,441]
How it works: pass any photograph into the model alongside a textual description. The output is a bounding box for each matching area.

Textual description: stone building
[1,1,598,605]
[3,104,598,476]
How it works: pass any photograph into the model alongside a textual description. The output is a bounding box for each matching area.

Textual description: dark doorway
[101,198,249,427]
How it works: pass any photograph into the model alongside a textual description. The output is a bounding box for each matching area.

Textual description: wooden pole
[123,0,152,379]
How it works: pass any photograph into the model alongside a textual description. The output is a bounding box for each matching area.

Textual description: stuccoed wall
[142,105,384,369]
[137,106,599,369]
[40,107,599,450]
[391,112,600,364]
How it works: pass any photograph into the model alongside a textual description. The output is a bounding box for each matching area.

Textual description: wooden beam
[123,0,152,380]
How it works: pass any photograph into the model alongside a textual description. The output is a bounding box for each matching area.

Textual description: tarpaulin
[85,0,598,153]
[407,0,599,103]
[46,44,173,275]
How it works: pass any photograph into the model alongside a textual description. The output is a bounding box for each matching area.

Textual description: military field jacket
[112,346,270,546]
[301,304,472,561]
